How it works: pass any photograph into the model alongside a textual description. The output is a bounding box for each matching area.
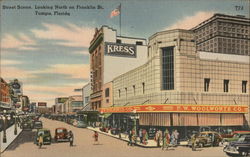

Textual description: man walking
[68,130,74,147]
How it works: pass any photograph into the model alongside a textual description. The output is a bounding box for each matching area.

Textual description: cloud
[0,66,35,79]
[31,23,94,47]
[72,50,89,55]
[33,64,90,79]
[165,11,214,30]
[1,33,37,50]
[1,59,22,65]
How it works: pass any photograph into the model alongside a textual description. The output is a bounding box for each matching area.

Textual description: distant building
[64,95,83,113]
[0,77,10,109]
[82,83,91,110]
[55,97,68,113]
[21,95,30,112]
[192,14,250,55]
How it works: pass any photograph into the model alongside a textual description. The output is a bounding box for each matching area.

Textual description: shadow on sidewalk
[5,130,36,151]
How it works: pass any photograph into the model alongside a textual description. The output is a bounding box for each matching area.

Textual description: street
[2,118,228,157]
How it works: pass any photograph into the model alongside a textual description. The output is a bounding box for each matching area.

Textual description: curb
[87,127,158,148]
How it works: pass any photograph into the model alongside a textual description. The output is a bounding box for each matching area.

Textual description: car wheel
[240,151,249,157]
[199,143,204,148]
[226,152,237,157]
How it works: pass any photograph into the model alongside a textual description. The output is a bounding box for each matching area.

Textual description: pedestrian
[68,130,74,146]
[191,132,197,151]
[155,129,162,147]
[38,134,43,149]
[173,130,179,146]
[127,130,133,146]
[118,127,121,139]
[93,131,99,144]
[162,129,170,150]
[139,128,143,144]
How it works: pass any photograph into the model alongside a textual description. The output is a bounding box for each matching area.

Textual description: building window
[105,88,110,97]
[125,88,127,98]
[142,82,145,94]
[136,41,143,45]
[118,90,121,98]
[204,78,210,92]
[242,81,247,93]
[162,46,174,90]
[133,85,135,96]
[116,39,121,43]
[224,80,229,92]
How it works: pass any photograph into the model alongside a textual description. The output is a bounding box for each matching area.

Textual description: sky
[0,0,249,107]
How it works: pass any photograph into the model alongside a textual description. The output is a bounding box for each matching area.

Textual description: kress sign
[105,42,136,57]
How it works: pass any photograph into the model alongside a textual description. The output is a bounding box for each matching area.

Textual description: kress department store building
[97,14,250,134]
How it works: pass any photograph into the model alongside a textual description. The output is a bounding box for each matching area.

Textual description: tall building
[99,14,250,135]
[191,14,250,55]
[89,26,148,111]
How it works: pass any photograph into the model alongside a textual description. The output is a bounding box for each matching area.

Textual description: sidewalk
[87,126,158,148]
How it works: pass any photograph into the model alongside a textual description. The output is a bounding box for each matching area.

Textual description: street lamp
[14,110,18,135]
[1,110,11,143]
[99,111,104,128]
[130,109,140,143]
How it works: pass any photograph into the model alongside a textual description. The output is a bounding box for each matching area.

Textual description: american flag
[110,4,121,18]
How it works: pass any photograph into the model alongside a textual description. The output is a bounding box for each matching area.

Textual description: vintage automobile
[33,120,43,129]
[223,135,250,157]
[21,120,33,130]
[34,128,52,145]
[188,131,222,147]
[221,131,250,146]
[54,128,69,142]
[75,121,87,128]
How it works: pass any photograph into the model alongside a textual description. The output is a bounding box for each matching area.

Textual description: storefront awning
[99,104,248,114]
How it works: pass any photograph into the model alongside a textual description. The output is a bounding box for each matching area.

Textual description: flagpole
[119,3,121,36]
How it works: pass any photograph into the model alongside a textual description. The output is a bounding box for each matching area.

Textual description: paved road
[2,117,228,157]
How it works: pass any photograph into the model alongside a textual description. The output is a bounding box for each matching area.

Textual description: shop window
[136,41,143,45]
[224,80,229,92]
[204,78,210,92]
[162,46,174,90]
[105,88,110,97]
[242,81,247,93]
[116,39,121,44]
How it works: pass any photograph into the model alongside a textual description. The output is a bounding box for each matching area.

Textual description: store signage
[105,42,136,58]
[38,102,47,107]
[99,104,249,113]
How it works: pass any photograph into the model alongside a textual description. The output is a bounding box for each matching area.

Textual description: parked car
[188,131,222,147]
[33,121,43,129]
[21,120,33,130]
[34,128,52,145]
[222,131,250,146]
[54,128,69,142]
[75,121,87,128]
[223,135,250,157]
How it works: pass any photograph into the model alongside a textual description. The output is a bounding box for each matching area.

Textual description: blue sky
[0,0,249,106]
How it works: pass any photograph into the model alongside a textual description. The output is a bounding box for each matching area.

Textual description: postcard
[0,0,249,157]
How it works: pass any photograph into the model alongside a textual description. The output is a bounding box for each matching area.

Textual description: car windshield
[35,122,42,124]
[38,130,50,136]
[238,137,245,142]
[57,129,66,133]
[233,134,240,138]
